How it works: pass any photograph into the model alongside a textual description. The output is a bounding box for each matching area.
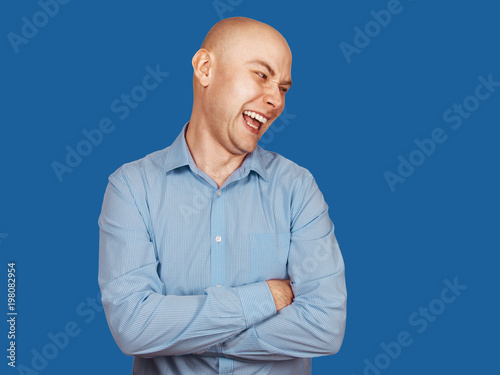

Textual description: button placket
[210,187,226,288]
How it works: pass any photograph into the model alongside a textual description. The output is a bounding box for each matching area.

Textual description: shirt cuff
[235,281,277,328]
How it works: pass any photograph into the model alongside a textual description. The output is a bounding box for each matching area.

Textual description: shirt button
[217,190,222,196]
[215,236,222,243]
[216,284,221,287]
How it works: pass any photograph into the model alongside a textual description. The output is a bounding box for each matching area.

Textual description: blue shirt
[98,123,347,374]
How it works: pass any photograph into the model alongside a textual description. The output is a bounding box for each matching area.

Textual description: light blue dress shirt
[98,123,346,374]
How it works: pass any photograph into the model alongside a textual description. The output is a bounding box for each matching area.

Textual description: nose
[264,83,283,109]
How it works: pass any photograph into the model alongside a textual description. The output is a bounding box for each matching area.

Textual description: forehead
[228,30,292,76]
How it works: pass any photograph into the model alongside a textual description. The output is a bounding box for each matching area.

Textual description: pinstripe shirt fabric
[98,123,347,375]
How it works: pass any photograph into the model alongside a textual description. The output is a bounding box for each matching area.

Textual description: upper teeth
[244,111,268,124]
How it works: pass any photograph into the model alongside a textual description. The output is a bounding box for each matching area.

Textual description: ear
[192,49,212,87]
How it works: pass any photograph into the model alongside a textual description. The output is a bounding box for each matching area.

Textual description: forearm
[220,271,346,361]
[101,271,276,357]
[198,262,346,361]
[199,279,296,358]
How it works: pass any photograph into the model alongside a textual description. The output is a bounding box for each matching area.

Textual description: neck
[185,119,247,188]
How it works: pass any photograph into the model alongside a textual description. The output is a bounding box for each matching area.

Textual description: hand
[266,279,294,311]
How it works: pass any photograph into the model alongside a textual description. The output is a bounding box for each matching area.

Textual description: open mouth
[242,110,268,134]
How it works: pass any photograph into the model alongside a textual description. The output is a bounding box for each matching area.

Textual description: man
[98,17,346,374]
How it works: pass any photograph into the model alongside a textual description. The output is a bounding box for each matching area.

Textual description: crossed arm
[98,172,346,360]
[266,279,294,312]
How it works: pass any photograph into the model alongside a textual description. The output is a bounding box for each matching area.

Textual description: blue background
[1,1,499,374]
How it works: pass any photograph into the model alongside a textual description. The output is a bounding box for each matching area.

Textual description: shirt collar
[163,123,191,173]
[240,144,269,182]
[164,122,269,183]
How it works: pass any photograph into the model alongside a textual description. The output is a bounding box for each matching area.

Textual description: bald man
[98,17,346,375]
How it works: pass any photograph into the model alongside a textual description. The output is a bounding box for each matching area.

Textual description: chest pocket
[250,233,290,281]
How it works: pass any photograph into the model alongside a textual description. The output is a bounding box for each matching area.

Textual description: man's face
[205,30,292,155]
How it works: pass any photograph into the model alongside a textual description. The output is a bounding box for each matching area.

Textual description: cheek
[209,70,263,114]
[213,80,245,107]
[226,72,261,97]
[232,78,259,100]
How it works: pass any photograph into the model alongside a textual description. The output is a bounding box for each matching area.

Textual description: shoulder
[257,146,314,185]
[108,146,170,186]
[258,148,331,231]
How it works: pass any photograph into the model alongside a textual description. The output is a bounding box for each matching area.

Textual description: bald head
[200,17,291,62]
[188,17,293,156]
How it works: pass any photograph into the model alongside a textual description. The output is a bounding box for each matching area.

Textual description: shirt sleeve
[98,171,277,358]
[219,173,347,361]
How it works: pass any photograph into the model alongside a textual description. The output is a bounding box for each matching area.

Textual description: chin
[241,144,258,154]
[230,130,259,155]
[234,139,258,155]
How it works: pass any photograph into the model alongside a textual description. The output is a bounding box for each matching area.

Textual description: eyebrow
[247,59,293,86]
